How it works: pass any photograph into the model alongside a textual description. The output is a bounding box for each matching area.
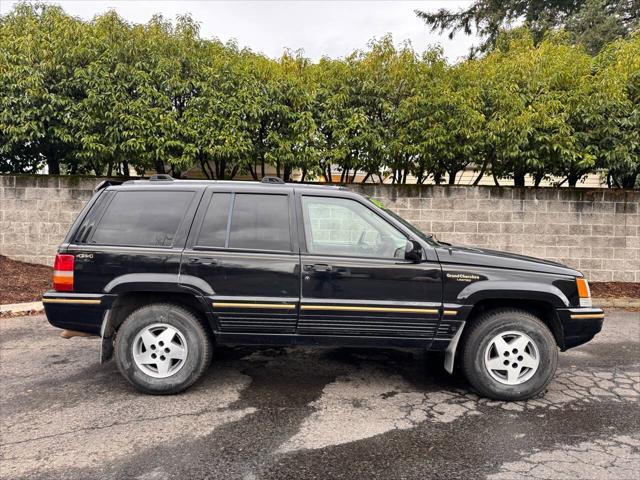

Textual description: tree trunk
[448,170,457,185]
[248,163,257,181]
[473,159,488,185]
[492,169,501,186]
[534,172,544,187]
[567,172,579,188]
[200,159,213,179]
[47,157,60,175]
[361,172,371,184]
[513,172,526,187]
[433,172,442,185]
[283,165,292,182]
[155,161,164,174]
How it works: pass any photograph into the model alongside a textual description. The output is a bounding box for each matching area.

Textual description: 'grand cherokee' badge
[446,272,480,282]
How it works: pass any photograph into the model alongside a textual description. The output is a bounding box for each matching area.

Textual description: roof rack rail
[94,180,124,192]
[261,176,285,184]
[149,174,174,181]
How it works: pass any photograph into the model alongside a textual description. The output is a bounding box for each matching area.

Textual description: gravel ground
[0,309,638,480]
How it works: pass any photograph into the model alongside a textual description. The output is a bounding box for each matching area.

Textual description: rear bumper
[43,291,114,335]
[556,307,605,350]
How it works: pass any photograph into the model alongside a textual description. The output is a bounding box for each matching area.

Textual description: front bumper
[42,291,114,335]
[556,307,605,350]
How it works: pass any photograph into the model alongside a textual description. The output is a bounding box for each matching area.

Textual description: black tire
[460,308,558,401]
[114,303,212,395]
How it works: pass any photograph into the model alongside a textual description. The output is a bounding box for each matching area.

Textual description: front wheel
[460,308,558,401]
[114,303,212,394]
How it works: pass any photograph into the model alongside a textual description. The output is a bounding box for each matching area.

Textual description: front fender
[456,280,570,309]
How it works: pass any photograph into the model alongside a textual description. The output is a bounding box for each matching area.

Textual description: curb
[593,297,640,309]
[0,301,44,316]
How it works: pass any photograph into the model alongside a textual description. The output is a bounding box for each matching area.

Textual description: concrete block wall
[0,176,96,265]
[1,175,638,282]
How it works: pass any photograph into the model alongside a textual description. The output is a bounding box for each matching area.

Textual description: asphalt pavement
[1,309,638,480]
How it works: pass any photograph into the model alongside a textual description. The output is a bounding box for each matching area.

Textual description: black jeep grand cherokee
[43,176,604,400]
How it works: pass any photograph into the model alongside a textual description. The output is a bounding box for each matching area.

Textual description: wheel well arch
[105,291,214,340]
[464,298,563,349]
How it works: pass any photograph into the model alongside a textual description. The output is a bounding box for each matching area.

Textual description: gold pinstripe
[570,313,605,320]
[213,302,295,309]
[42,299,101,305]
[300,305,439,314]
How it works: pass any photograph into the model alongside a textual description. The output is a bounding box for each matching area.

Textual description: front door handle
[305,263,333,273]
[188,257,218,265]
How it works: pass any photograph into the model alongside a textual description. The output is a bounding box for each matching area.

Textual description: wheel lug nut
[518,356,523,361]
[503,360,509,366]
[151,353,156,359]
[512,363,518,368]
[512,349,518,354]
[164,347,170,353]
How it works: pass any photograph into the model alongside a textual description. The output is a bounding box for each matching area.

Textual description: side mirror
[404,240,423,262]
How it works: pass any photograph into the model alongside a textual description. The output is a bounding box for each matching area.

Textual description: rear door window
[196,193,232,248]
[91,190,193,247]
[228,194,291,251]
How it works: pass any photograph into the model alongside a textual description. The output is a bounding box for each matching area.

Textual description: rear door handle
[305,263,333,272]
[188,257,218,265]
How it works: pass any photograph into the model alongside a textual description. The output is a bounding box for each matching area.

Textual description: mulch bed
[590,282,640,299]
[0,254,637,305]
[0,255,52,304]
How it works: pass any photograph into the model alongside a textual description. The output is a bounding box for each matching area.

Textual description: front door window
[301,196,407,259]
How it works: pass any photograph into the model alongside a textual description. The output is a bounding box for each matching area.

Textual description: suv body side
[43,181,603,363]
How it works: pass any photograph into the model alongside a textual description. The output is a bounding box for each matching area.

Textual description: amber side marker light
[576,277,592,307]
[53,254,74,292]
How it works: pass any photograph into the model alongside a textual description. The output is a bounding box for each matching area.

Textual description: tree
[0,3,85,174]
[476,30,594,186]
[415,0,639,55]
[588,33,640,187]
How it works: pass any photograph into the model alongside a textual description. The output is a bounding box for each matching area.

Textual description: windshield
[367,197,440,247]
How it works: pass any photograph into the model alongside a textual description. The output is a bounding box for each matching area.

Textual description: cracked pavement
[0,309,638,479]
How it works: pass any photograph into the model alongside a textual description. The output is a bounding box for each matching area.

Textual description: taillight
[53,254,74,292]
[576,277,592,307]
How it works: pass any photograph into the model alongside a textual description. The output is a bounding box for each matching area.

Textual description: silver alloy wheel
[132,323,188,378]
[484,330,540,386]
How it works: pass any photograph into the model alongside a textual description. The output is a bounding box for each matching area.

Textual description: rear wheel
[460,308,558,401]
[114,303,212,394]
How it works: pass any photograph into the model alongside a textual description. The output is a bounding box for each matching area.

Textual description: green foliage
[1,4,639,188]
[415,0,638,56]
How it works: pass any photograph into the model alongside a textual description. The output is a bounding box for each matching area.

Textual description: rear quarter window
[90,190,194,247]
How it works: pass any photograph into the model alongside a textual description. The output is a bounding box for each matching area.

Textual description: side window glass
[302,196,406,258]
[197,193,231,247]
[91,191,193,247]
[228,194,291,251]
